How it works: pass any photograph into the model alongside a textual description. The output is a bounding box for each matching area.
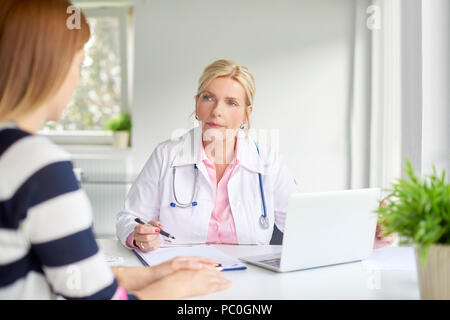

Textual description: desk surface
[97,239,420,300]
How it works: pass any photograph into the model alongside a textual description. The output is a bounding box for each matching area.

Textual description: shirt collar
[200,135,240,168]
[0,121,19,131]
[171,126,267,174]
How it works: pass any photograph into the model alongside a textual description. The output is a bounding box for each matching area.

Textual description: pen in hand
[134,218,176,240]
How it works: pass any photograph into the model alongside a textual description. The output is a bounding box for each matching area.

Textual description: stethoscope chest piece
[259,215,269,229]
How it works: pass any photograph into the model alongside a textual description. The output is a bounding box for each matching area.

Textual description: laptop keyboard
[259,258,281,268]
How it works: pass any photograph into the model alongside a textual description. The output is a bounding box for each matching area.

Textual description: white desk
[97,239,420,300]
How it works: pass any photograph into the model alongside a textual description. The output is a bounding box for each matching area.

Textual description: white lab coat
[116,126,299,247]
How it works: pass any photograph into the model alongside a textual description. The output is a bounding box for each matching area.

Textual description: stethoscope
[169,142,269,229]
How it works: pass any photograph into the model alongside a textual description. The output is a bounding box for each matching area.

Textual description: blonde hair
[0,0,91,120]
[195,59,255,128]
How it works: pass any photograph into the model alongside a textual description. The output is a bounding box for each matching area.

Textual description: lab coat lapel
[171,127,213,190]
[171,126,201,167]
[237,132,267,175]
[228,132,267,244]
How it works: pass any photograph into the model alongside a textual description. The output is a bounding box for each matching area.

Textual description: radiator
[72,155,135,239]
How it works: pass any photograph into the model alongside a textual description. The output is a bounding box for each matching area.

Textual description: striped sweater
[0,123,136,299]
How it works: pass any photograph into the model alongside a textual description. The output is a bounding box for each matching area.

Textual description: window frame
[40,4,133,146]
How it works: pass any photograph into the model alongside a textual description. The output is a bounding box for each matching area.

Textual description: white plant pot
[112,131,130,149]
[415,244,450,299]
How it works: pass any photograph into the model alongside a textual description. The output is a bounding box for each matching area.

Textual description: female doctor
[116,59,299,251]
[116,59,396,252]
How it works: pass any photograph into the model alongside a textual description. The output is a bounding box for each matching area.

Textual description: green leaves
[104,112,131,132]
[375,159,450,266]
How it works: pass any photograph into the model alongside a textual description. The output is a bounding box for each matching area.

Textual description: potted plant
[375,159,450,299]
[105,112,131,149]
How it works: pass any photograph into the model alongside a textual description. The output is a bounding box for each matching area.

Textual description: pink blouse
[202,142,239,245]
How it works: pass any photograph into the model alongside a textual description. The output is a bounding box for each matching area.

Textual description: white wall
[131,0,357,192]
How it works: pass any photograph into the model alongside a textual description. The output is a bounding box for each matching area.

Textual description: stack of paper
[362,247,417,271]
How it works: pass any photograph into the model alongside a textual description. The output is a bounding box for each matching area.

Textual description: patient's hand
[134,264,231,299]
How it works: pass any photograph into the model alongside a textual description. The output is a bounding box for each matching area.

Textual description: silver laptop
[240,188,380,272]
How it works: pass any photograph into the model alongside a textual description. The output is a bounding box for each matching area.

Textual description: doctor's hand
[133,220,162,252]
[373,198,397,249]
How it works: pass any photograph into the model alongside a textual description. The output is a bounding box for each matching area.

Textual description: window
[40,5,133,144]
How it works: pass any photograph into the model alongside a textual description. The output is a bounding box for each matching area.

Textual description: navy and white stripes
[0,124,132,299]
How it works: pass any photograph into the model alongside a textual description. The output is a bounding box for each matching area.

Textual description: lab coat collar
[171,126,267,174]
[170,126,202,167]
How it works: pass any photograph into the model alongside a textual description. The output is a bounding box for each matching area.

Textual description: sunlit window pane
[44,17,122,131]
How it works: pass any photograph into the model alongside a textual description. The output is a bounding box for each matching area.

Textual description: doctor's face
[196,76,252,140]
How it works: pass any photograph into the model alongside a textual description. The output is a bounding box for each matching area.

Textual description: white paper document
[362,247,417,271]
[133,245,247,271]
